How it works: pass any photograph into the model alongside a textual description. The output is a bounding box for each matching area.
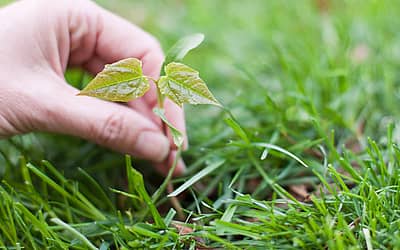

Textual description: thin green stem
[153,78,167,137]
[149,77,165,109]
[157,87,165,109]
[150,76,185,218]
[152,146,182,203]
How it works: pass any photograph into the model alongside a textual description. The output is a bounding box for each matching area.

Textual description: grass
[1,0,400,249]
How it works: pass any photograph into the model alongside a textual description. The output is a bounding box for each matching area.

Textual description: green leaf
[78,58,149,102]
[215,220,261,239]
[153,108,183,147]
[158,63,221,107]
[253,142,309,168]
[217,204,238,234]
[163,33,204,66]
[224,117,250,144]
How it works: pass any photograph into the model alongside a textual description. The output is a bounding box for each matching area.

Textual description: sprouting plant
[78,33,221,148]
[78,34,221,213]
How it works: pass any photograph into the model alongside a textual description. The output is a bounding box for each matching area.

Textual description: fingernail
[134,131,170,162]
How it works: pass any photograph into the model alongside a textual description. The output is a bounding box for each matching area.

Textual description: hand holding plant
[79,34,221,174]
[0,0,189,175]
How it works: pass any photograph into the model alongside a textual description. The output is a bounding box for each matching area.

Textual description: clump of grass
[1,126,400,249]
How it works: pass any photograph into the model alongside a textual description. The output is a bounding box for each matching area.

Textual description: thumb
[37,87,170,162]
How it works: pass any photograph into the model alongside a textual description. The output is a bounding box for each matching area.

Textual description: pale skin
[0,0,187,175]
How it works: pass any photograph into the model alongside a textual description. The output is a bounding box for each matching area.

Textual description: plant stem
[153,146,184,220]
[152,78,164,109]
[154,79,168,137]
[152,146,182,203]
[152,78,185,219]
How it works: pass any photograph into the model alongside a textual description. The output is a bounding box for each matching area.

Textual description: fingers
[127,98,188,149]
[75,7,188,149]
[36,84,170,163]
[67,1,164,76]
[63,0,188,172]
[66,1,163,105]
[95,9,164,78]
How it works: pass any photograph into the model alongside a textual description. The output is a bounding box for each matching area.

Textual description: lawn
[1,0,400,249]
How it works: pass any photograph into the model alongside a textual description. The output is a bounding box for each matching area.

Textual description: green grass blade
[168,159,225,197]
[51,218,98,250]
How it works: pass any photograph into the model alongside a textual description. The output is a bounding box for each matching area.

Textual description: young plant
[78,33,220,149]
[78,35,221,207]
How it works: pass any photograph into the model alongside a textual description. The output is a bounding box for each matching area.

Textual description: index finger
[67,1,188,149]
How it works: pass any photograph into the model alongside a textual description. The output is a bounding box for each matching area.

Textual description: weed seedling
[78,34,221,216]
[79,33,220,145]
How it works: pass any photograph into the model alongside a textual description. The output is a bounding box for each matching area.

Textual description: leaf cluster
[79,33,220,108]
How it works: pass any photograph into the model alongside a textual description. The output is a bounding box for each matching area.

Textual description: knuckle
[1,90,41,134]
[97,112,130,146]
[0,113,21,138]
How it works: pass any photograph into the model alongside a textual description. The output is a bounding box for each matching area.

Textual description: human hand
[0,0,186,175]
